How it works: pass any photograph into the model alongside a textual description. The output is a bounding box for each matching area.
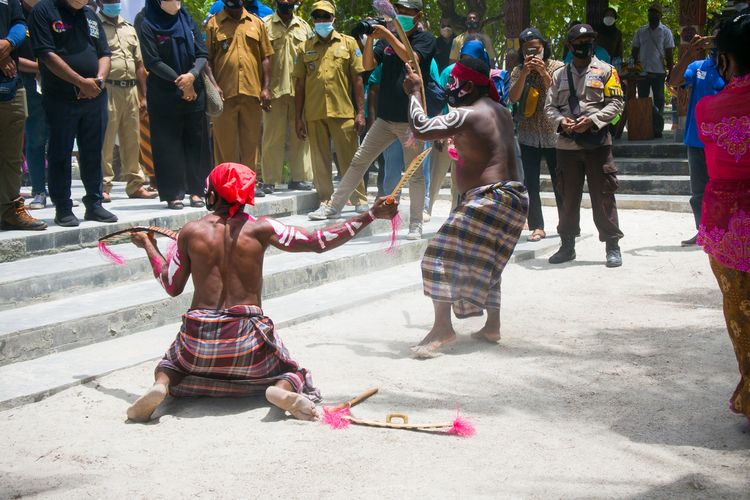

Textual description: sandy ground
[1,206,749,499]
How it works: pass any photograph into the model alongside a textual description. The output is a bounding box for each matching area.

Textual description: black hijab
[143,0,196,74]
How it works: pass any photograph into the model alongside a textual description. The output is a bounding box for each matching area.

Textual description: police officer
[0,0,46,231]
[29,0,116,227]
[293,0,367,212]
[544,24,624,267]
[261,0,313,194]
[97,0,155,202]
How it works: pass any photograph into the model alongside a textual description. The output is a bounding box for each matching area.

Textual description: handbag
[566,64,608,147]
[520,80,539,118]
[202,71,223,117]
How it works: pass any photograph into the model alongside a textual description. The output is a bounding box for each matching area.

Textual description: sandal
[527,229,546,242]
[167,200,184,210]
[190,196,205,208]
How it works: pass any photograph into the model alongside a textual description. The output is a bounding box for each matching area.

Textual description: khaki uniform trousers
[0,88,27,211]
[261,94,312,185]
[307,117,367,205]
[213,94,262,170]
[102,85,146,196]
[331,118,424,223]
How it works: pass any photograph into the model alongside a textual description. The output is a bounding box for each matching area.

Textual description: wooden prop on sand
[322,387,379,429]
[98,225,178,265]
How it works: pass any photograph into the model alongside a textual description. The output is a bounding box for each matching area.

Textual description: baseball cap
[519,27,545,43]
[395,0,423,10]
[567,23,597,41]
[311,0,335,15]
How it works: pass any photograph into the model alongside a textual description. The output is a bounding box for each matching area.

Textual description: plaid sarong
[422,181,528,318]
[158,305,321,401]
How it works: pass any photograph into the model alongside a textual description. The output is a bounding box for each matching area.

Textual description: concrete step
[0,213,403,311]
[614,157,688,176]
[612,139,685,158]
[540,192,691,213]
[2,181,320,263]
[540,174,690,196]
[0,232,572,410]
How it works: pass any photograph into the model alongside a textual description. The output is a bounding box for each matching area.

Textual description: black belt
[105,79,137,87]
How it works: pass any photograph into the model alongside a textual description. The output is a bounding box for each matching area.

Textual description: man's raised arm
[132,224,193,297]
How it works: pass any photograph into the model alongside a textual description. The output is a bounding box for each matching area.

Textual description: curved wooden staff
[98,225,178,265]
[384,146,432,205]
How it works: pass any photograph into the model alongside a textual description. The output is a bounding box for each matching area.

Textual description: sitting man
[403,57,528,358]
[127,162,397,422]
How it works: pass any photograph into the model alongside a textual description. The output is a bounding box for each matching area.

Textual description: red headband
[208,162,256,217]
[450,62,500,103]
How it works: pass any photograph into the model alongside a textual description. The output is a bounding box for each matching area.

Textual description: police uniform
[98,11,147,197]
[293,26,366,205]
[205,8,273,169]
[28,0,112,219]
[261,10,312,187]
[545,47,625,251]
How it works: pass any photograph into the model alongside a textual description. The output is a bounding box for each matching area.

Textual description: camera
[351,17,386,38]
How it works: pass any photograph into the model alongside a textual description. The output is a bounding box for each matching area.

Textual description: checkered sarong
[158,305,320,401]
[422,181,528,318]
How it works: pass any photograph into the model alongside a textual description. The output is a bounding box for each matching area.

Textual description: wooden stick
[385,146,432,204]
[389,17,427,111]
[346,415,453,431]
[332,387,379,410]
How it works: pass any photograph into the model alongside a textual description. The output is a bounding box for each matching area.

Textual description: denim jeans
[23,75,48,196]
[687,146,709,229]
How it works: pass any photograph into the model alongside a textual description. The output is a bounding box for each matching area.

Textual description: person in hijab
[137,0,211,209]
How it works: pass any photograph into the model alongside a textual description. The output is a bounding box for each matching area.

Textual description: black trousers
[520,144,561,231]
[687,146,709,229]
[148,101,211,202]
[44,93,107,212]
[556,146,624,243]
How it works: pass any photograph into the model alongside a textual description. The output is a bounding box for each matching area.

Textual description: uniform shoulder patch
[604,68,624,98]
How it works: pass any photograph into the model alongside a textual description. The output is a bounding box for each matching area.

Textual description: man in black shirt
[434,17,453,72]
[308,0,435,240]
[0,0,47,231]
[29,0,116,227]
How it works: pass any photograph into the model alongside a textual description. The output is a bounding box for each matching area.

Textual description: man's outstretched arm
[132,224,193,296]
[263,197,398,253]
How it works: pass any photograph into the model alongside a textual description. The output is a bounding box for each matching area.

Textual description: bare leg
[126,368,182,423]
[471,308,501,343]
[265,380,318,421]
[411,301,457,359]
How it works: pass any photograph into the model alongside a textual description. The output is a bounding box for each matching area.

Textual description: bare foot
[265,386,318,421]
[471,324,501,343]
[127,383,168,422]
[411,327,456,359]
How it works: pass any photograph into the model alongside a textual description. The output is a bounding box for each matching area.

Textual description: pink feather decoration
[385,212,402,254]
[372,0,396,18]
[98,241,126,265]
[447,409,476,438]
[322,406,351,429]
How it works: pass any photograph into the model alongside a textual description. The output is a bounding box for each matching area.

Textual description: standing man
[205,0,273,198]
[0,0,46,230]
[449,11,494,65]
[29,0,117,227]
[434,17,454,72]
[631,4,674,121]
[545,24,625,267]
[308,0,434,241]
[261,0,313,194]
[97,0,155,202]
[294,1,367,213]
[667,33,724,246]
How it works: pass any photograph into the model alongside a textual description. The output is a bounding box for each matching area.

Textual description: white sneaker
[354,203,370,214]
[406,222,422,240]
[308,203,339,221]
[423,211,431,223]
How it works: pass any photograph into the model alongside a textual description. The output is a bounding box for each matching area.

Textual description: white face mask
[160,0,181,15]
[603,16,615,27]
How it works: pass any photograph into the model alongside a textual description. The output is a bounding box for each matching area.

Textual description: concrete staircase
[0,181,564,410]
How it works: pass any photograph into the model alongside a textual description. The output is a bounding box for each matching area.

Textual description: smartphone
[525,47,540,56]
[700,36,716,48]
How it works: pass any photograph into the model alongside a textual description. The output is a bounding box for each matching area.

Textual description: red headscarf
[208,162,256,217]
[449,62,501,103]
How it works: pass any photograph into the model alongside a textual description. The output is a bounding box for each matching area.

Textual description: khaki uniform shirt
[292,31,364,122]
[449,32,495,62]
[544,57,624,150]
[97,13,140,81]
[206,10,274,100]
[263,13,310,98]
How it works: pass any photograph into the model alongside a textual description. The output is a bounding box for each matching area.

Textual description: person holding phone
[508,27,563,242]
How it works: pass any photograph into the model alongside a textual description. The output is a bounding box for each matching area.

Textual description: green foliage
[183,0,213,26]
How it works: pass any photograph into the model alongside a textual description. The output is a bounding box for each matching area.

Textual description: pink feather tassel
[372,0,396,18]
[447,409,476,438]
[322,406,351,429]
[98,241,126,265]
[385,212,402,254]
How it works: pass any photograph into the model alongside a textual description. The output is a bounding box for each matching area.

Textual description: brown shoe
[129,186,159,199]
[102,192,112,203]
[1,198,47,231]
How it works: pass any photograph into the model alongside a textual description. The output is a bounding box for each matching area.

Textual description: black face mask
[446,81,469,107]
[466,21,480,30]
[276,1,293,14]
[648,14,659,25]
[571,42,593,59]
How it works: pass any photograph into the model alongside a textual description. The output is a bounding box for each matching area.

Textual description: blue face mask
[101,2,121,16]
[396,14,415,32]
[314,22,334,38]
